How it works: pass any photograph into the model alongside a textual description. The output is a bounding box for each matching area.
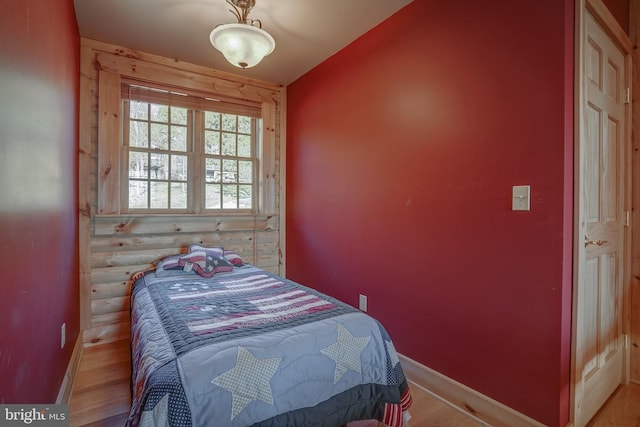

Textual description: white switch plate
[61,323,66,349]
[512,185,530,211]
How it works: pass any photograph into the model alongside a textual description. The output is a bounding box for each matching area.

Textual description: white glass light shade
[209,23,275,69]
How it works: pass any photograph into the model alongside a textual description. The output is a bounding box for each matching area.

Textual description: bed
[127,246,412,427]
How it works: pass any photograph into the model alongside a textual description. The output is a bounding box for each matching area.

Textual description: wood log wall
[78,39,285,345]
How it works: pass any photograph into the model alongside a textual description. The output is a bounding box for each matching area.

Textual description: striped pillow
[155,254,185,277]
[223,250,244,266]
[179,250,233,278]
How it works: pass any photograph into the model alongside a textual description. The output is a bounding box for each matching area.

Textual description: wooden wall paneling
[96,53,277,104]
[91,264,151,285]
[93,215,271,235]
[97,70,121,215]
[91,281,130,300]
[79,39,283,344]
[278,86,287,274]
[83,321,131,346]
[90,248,180,269]
[91,296,129,317]
[79,43,95,330]
[262,102,277,215]
[630,0,640,383]
[82,38,282,93]
[90,232,255,254]
[91,311,129,328]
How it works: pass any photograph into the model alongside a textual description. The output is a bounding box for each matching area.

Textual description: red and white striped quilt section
[179,273,337,335]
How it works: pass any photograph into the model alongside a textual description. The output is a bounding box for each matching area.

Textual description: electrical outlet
[61,323,66,349]
[359,294,367,312]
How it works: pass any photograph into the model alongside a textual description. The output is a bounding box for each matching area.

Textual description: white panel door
[574,10,626,427]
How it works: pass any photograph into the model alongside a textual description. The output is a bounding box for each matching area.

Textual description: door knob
[584,236,607,247]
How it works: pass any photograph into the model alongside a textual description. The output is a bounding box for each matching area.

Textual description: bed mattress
[127,262,411,427]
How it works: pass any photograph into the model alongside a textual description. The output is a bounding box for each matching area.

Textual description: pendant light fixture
[209,0,275,69]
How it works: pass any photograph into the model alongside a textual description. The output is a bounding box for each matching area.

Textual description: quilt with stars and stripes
[127,263,412,427]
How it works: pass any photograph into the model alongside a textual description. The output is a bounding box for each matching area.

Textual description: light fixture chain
[226,0,257,25]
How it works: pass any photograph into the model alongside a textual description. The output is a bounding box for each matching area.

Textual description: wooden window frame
[96,52,277,215]
[121,97,194,214]
[120,85,259,214]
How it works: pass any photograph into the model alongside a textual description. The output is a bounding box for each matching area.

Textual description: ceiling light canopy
[209,0,275,69]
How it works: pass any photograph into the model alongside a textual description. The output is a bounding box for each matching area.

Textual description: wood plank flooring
[586,382,640,426]
[68,340,640,427]
[69,340,130,426]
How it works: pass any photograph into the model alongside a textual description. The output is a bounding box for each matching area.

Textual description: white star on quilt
[211,347,282,420]
[139,393,170,427]
[321,324,371,383]
[385,339,400,367]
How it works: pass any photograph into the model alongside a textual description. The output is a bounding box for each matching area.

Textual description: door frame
[571,0,633,425]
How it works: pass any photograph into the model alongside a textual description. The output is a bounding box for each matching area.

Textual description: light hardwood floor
[586,381,640,426]
[68,340,640,427]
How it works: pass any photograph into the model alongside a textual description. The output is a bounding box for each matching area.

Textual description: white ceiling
[73,0,413,86]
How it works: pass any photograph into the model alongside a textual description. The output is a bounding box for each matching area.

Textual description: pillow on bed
[188,245,224,256]
[179,250,233,278]
[188,245,244,266]
[155,254,185,277]
[223,250,244,266]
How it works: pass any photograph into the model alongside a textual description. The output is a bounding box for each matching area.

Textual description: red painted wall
[0,0,80,403]
[286,1,574,426]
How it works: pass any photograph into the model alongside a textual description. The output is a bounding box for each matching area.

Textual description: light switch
[512,185,530,211]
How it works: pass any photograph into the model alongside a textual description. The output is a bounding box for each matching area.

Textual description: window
[127,101,189,210]
[121,84,260,213]
[96,62,277,217]
[203,111,254,210]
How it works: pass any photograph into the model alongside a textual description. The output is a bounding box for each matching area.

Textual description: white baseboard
[399,353,546,427]
[56,330,84,404]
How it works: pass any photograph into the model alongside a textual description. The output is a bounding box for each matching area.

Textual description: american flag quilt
[127,264,412,427]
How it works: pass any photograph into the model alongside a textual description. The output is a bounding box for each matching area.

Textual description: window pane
[205,130,220,154]
[171,126,187,151]
[222,184,238,209]
[222,113,236,131]
[170,183,187,208]
[123,88,257,213]
[222,133,236,156]
[130,121,148,148]
[171,155,188,181]
[150,181,168,208]
[237,134,251,157]
[222,159,237,183]
[129,180,148,209]
[206,158,221,183]
[150,154,168,179]
[129,151,148,179]
[238,160,252,184]
[151,123,169,150]
[130,101,148,120]
[239,185,252,209]
[205,111,220,130]
[150,103,168,122]
[171,107,187,125]
[206,184,221,208]
[238,116,251,134]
